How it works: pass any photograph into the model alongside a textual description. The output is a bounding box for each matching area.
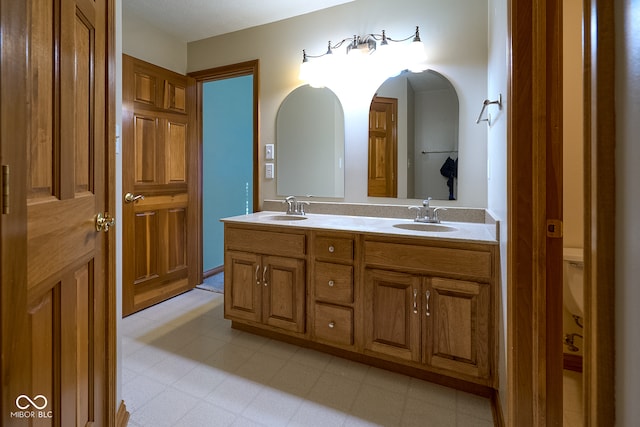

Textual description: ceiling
[123,0,356,43]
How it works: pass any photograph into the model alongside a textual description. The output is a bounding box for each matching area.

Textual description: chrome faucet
[283,196,309,215]
[409,197,446,223]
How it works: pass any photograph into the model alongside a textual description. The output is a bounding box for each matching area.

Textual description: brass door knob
[95,212,115,232]
[124,192,144,203]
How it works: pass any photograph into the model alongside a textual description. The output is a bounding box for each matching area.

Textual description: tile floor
[122,288,495,427]
[563,370,584,427]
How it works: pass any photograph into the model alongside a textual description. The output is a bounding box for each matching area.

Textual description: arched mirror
[368,69,459,200]
[276,85,345,197]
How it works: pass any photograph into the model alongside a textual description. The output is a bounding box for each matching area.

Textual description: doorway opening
[190,60,260,292]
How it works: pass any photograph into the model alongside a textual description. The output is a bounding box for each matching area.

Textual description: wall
[615,0,640,424]
[563,0,584,250]
[486,0,508,417]
[187,0,488,208]
[122,11,187,74]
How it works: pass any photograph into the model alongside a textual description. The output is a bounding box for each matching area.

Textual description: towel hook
[475,94,502,125]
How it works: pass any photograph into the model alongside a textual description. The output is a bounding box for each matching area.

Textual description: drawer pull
[328,321,335,329]
[413,288,418,314]
[328,280,335,287]
[328,245,335,253]
[425,290,431,316]
[255,265,260,285]
[263,266,268,286]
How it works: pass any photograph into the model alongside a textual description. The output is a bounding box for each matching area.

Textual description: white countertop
[221,211,498,245]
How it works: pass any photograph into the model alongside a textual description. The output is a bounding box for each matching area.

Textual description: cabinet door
[424,277,490,379]
[364,269,421,362]
[263,255,306,333]
[224,251,262,323]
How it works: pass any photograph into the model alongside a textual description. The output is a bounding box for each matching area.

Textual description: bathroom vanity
[222,211,499,394]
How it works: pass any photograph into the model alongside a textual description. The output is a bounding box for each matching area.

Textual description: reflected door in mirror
[368,97,398,197]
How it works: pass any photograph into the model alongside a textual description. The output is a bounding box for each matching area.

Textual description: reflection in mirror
[369,69,459,200]
[276,85,345,198]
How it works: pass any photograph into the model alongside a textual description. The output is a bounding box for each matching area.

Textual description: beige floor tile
[131,387,199,427]
[402,396,457,427]
[349,384,405,427]
[205,376,264,414]
[407,377,457,410]
[456,391,493,422]
[289,400,348,427]
[268,361,323,396]
[242,387,303,425]
[307,372,362,413]
[173,401,237,427]
[362,366,411,396]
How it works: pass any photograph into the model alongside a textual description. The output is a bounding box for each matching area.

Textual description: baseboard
[203,265,224,279]
[563,353,583,372]
[491,389,505,427]
[116,400,130,427]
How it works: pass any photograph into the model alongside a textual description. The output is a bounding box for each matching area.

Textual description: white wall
[187,0,488,208]
[122,11,187,74]
[486,0,508,416]
[615,0,640,424]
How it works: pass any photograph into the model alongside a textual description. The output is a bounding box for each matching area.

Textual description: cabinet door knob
[328,321,335,329]
[328,245,335,253]
[328,280,335,287]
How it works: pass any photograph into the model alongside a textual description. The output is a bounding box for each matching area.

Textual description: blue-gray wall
[202,75,254,272]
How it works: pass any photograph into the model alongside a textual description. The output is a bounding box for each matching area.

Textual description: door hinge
[546,219,562,238]
[1,165,9,215]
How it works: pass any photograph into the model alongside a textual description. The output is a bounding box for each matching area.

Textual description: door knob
[95,212,115,232]
[124,192,144,203]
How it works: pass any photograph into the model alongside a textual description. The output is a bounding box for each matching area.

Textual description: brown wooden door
[364,269,421,362]
[368,96,398,197]
[1,0,115,425]
[424,277,490,380]
[122,55,198,316]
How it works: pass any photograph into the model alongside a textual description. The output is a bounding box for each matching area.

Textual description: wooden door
[363,269,421,362]
[224,251,261,323]
[122,55,198,316]
[368,97,397,197]
[263,255,306,333]
[1,0,115,425]
[424,277,490,380]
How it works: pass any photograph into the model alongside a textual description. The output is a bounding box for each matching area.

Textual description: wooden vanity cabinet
[222,220,497,390]
[224,226,306,334]
[363,239,494,385]
[309,232,356,349]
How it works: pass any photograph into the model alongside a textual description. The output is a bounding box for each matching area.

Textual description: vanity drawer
[364,241,492,280]
[314,303,353,347]
[313,235,354,262]
[225,227,306,258]
[314,262,353,303]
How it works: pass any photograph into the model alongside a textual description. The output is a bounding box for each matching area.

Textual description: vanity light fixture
[299,26,428,88]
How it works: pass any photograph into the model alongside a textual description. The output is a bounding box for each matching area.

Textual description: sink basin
[267,215,308,221]
[393,223,457,232]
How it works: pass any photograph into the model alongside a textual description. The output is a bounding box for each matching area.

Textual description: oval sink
[393,223,457,232]
[267,215,308,221]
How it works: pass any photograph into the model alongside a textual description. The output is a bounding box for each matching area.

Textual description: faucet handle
[422,197,432,207]
[298,201,310,215]
[409,205,422,220]
[433,207,447,223]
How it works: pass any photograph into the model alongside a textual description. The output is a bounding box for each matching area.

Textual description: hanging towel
[439,156,458,200]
